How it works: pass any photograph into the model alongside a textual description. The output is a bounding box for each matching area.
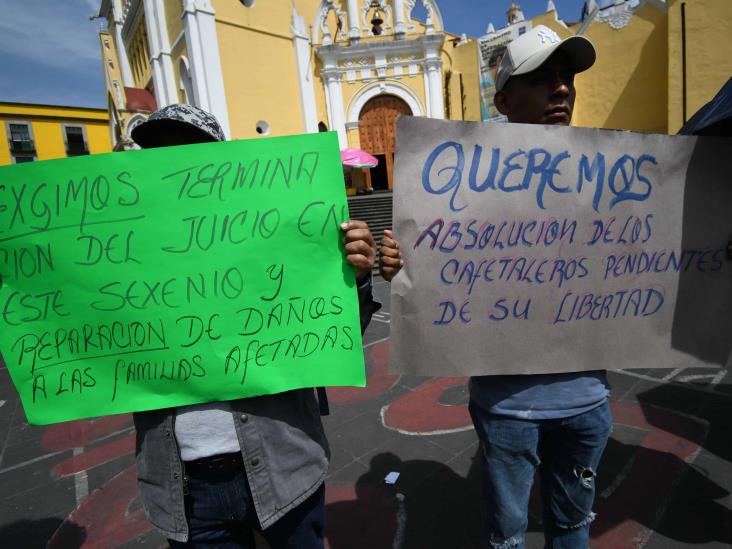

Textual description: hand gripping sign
[390,117,732,376]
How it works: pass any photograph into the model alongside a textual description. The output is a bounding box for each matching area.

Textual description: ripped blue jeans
[469,399,612,549]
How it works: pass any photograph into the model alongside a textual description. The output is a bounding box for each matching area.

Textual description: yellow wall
[519,0,732,134]
[312,56,331,131]
[164,0,185,46]
[128,15,152,89]
[212,0,321,139]
[451,39,481,121]
[0,104,112,166]
[667,0,732,133]
[573,3,668,132]
[85,123,114,155]
[216,22,304,138]
[0,124,9,165]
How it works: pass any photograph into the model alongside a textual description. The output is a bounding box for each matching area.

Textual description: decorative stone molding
[596,1,634,29]
[591,0,665,31]
[346,80,424,123]
[291,6,319,133]
[317,27,443,141]
[183,0,231,137]
[404,0,444,34]
[123,113,147,144]
[317,33,442,83]
[143,0,178,107]
[314,0,347,46]
[111,0,134,87]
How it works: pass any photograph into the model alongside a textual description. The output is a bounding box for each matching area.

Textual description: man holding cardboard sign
[129,105,379,548]
[381,26,611,549]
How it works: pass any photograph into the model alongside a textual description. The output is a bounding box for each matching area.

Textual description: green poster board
[0,132,365,425]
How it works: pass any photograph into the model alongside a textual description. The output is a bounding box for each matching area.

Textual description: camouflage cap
[131,103,225,148]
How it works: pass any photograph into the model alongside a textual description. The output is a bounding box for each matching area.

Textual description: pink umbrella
[340,147,379,168]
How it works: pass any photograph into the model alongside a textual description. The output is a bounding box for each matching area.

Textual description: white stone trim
[317,27,443,141]
[323,68,348,148]
[292,6,318,133]
[405,0,444,34]
[170,30,186,52]
[143,0,178,106]
[312,0,347,45]
[124,113,147,145]
[424,46,443,119]
[584,0,667,32]
[393,0,406,38]
[346,0,360,41]
[112,0,134,86]
[346,80,423,124]
[316,32,443,72]
[183,0,231,138]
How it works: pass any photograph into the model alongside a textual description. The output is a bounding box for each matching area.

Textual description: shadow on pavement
[326,450,482,549]
[626,381,732,545]
[0,518,85,549]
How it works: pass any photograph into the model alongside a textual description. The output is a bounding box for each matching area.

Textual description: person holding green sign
[381,27,612,549]
[129,104,380,548]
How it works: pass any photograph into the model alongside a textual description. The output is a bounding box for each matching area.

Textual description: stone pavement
[1,277,732,548]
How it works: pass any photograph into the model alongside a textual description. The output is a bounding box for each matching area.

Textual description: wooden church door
[358,95,412,190]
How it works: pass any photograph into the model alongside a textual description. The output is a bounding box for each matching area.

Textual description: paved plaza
[1,278,732,548]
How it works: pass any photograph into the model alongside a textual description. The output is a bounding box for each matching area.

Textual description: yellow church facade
[0,103,112,166]
[97,0,481,190]
[96,0,731,190]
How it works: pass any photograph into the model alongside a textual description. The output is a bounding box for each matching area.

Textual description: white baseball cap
[495,25,596,91]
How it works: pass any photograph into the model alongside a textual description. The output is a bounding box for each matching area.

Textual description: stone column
[425,58,444,119]
[143,0,177,106]
[322,68,347,148]
[112,0,134,87]
[183,0,231,138]
[393,0,406,39]
[346,0,360,42]
[292,7,318,133]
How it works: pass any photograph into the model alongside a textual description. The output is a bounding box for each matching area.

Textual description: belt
[183,452,244,477]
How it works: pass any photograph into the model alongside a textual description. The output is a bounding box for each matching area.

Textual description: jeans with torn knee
[469,399,612,549]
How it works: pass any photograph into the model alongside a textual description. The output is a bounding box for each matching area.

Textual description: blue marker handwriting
[414,217,577,252]
[413,214,656,254]
[433,297,531,325]
[603,248,724,280]
[552,286,664,324]
[587,215,652,246]
[440,256,590,295]
[421,142,656,213]
[437,247,723,296]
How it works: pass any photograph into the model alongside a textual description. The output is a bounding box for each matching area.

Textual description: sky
[0,0,586,109]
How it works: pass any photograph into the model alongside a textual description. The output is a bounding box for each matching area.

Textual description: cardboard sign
[390,117,732,376]
[0,132,365,424]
